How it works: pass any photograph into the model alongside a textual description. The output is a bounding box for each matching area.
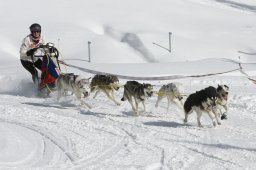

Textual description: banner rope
[238,63,256,84]
[61,63,240,81]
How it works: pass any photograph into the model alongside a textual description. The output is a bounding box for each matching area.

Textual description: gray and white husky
[56,73,91,108]
[90,74,121,105]
[155,82,184,111]
[121,81,154,115]
[216,84,229,120]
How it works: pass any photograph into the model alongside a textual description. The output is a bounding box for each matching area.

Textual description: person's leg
[20,59,38,83]
[34,59,42,70]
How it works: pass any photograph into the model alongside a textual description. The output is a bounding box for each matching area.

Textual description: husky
[121,81,154,115]
[155,82,184,111]
[184,86,220,127]
[90,74,121,105]
[216,84,229,120]
[56,73,91,108]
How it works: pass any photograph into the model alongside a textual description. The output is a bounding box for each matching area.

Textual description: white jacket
[20,34,44,61]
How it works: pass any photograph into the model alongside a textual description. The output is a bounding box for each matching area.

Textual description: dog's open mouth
[147,91,153,97]
[83,92,89,98]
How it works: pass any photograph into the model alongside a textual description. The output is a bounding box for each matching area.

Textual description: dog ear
[224,85,229,90]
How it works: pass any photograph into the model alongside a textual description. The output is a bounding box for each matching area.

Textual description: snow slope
[0,0,256,169]
[1,74,256,169]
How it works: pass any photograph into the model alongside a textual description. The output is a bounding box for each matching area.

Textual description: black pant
[21,59,42,83]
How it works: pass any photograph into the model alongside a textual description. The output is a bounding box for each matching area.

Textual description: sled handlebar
[33,55,46,58]
[33,43,55,51]
[32,42,59,59]
[38,43,55,49]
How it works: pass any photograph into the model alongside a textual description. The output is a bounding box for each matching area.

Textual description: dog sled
[31,42,61,96]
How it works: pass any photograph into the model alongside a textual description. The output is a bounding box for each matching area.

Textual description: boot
[32,69,39,84]
[32,74,38,84]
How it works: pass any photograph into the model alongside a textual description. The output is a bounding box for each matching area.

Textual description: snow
[0,0,256,169]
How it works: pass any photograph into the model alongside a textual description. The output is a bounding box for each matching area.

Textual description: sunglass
[32,31,41,33]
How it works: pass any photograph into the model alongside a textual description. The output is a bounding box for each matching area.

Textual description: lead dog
[216,84,229,120]
[184,86,220,127]
[155,82,184,111]
[90,74,121,105]
[121,81,153,115]
[56,73,91,108]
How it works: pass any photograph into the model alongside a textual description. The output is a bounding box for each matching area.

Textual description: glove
[26,48,36,56]
[38,44,45,48]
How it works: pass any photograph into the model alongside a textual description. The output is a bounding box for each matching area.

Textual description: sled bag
[40,56,59,87]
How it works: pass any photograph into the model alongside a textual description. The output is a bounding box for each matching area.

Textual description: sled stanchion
[88,41,91,63]
[32,43,61,96]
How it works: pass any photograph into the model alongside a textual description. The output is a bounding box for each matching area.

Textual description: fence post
[152,32,172,53]
[88,41,91,62]
[57,38,60,49]
[169,32,172,52]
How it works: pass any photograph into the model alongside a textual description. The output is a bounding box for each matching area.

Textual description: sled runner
[31,42,61,96]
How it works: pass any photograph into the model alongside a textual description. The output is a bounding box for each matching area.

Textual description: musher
[20,23,44,84]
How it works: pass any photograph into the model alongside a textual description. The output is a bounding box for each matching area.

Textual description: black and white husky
[56,73,91,108]
[155,82,184,111]
[184,86,220,127]
[216,84,229,120]
[121,81,154,115]
[90,74,121,105]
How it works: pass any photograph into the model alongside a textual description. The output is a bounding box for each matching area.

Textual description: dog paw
[221,114,227,120]
[184,117,188,123]
[134,110,140,116]
[116,102,121,106]
[213,121,217,127]
[198,123,203,127]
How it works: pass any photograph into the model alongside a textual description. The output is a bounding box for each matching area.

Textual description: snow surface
[1,0,256,169]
